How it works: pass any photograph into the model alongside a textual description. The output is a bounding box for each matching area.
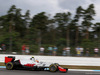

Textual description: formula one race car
[5,56,68,73]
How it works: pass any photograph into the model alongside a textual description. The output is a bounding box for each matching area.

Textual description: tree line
[0,4,100,55]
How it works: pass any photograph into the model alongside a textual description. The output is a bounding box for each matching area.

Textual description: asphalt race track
[0,69,100,75]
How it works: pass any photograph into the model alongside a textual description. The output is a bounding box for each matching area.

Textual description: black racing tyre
[6,62,14,70]
[49,64,57,72]
[54,63,59,66]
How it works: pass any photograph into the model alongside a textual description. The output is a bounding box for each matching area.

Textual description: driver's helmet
[32,56,34,58]
[30,56,35,61]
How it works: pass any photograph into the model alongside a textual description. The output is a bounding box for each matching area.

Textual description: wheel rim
[7,64,12,69]
[50,66,55,71]
[6,62,13,70]
[49,65,57,72]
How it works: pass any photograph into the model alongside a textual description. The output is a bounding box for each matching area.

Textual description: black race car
[5,56,68,72]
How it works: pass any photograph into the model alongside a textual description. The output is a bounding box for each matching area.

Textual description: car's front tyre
[49,64,57,72]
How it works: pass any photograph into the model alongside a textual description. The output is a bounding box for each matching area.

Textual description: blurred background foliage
[0,4,100,55]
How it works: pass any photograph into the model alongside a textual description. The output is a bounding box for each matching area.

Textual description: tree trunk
[86,29,89,39]
[66,29,70,47]
[75,27,79,46]
[9,22,12,53]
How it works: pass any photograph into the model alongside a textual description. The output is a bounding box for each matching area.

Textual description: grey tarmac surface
[0,69,100,75]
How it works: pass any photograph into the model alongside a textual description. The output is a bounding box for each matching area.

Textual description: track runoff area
[0,68,100,75]
[1,66,100,72]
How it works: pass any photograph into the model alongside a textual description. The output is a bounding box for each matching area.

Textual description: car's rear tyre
[49,64,57,72]
[6,62,13,70]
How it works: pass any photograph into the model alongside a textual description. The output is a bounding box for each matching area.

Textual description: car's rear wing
[5,56,15,64]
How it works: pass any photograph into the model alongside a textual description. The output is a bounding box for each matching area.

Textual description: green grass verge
[0,62,5,66]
